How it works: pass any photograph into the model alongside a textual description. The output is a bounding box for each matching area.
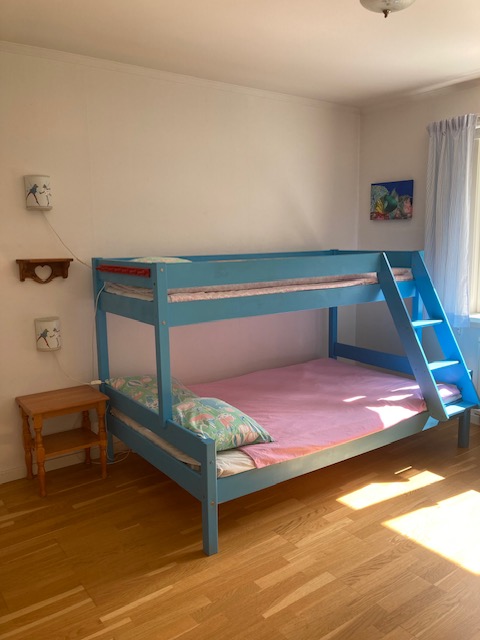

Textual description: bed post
[92,259,110,383]
[201,437,219,555]
[458,409,471,448]
[92,259,113,460]
[152,264,173,426]
[328,307,338,358]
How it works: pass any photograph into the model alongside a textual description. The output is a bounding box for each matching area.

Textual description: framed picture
[370,179,413,221]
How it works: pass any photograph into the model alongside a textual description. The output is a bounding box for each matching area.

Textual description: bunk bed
[92,250,479,555]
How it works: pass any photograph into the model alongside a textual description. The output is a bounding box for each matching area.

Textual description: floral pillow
[173,397,273,452]
[171,377,198,403]
[106,375,197,409]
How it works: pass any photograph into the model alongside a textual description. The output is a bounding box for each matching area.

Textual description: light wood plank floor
[1,419,480,639]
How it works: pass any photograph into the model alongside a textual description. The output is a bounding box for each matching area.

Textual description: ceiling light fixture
[360,0,416,18]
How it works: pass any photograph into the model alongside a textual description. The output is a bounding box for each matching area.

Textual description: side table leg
[81,410,92,466]
[33,415,46,497]
[20,408,33,479]
[97,402,108,479]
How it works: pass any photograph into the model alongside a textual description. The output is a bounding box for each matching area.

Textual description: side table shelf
[42,428,102,458]
[15,385,109,496]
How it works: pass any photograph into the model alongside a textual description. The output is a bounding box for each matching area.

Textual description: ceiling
[2,0,480,108]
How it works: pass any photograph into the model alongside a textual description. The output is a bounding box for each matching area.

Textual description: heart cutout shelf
[34,264,53,282]
[16,258,73,284]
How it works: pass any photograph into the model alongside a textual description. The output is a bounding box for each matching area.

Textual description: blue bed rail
[92,249,478,555]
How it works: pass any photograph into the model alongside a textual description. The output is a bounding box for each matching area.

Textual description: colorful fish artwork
[370,180,414,221]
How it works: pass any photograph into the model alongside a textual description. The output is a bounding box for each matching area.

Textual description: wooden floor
[2,420,480,640]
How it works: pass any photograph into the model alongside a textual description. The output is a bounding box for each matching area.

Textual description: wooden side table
[15,385,109,496]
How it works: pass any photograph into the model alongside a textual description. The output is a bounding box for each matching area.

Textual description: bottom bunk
[104,357,470,555]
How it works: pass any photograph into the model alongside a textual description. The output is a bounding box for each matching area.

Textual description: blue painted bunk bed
[92,249,479,555]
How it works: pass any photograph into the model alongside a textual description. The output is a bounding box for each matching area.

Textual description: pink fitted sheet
[188,359,461,468]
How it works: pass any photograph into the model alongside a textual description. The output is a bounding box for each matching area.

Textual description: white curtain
[425,114,477,328]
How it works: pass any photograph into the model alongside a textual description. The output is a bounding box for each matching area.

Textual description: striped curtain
[425,114,477,328]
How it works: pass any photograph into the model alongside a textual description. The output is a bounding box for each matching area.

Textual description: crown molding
[0,40,358,114]
[361,73,480,114]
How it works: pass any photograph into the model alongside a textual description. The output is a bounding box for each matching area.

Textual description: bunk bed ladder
[378,252,479,426]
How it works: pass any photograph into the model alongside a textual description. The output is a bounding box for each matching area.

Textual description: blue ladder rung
[428,360,459,371]
[379,251,480,418]
[445,401,477,417]
[411,319,443,328]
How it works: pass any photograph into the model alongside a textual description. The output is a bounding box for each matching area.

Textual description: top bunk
[92,249,417,327]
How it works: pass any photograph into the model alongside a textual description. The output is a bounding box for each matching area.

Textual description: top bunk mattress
[104,269,413,303]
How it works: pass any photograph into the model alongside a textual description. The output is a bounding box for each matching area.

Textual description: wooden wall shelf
[16,258,73,284]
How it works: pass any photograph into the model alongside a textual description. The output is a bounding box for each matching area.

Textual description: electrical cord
[53,351,98,386]
[45,445,131,466]
[50,285,105,386]
[41,210,104,381]
[42,211,92,269]
[40,214,132,464]
[92,449,131,465]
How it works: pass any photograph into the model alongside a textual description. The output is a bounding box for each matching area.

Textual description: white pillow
[131,256,191,263]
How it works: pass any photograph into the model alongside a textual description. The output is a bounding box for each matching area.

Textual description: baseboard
[0,451,89,484]
[1,428,131,486]
[0,467,26,484]
[472,410,480,426]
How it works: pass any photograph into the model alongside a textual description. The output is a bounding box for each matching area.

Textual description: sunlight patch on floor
[384,490,480,575]
[337,470,444,510]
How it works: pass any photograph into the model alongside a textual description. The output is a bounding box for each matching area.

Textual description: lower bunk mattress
[108,358,461,477]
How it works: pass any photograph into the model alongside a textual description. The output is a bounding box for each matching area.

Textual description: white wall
[357,80,480,362]
[0,43,360,482]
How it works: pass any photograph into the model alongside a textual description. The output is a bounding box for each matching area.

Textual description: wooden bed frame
[92,249,479,555]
